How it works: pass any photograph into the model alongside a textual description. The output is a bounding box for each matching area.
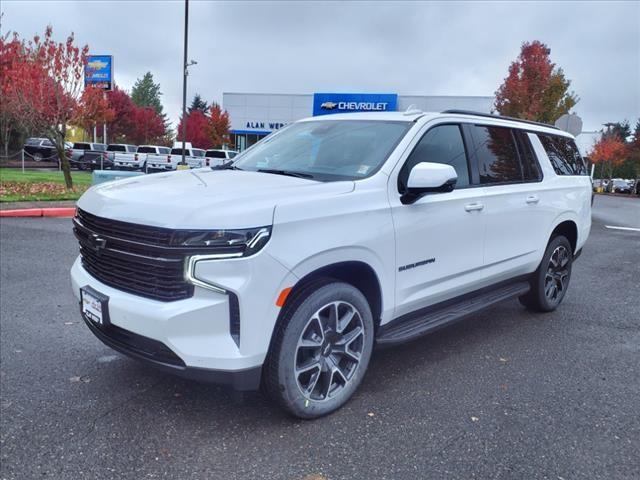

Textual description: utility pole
[180,0,189,166]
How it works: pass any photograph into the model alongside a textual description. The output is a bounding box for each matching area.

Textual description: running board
[376,281,530,346]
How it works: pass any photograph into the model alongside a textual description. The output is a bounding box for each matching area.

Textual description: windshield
[232,120,411,181]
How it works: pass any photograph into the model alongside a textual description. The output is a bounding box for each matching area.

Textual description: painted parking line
[605,225,640,232]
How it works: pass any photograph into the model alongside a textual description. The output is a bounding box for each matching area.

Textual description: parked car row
[593,178,639,195]
[22,138,238,172]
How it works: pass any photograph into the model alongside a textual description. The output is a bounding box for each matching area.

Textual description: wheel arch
[549,218,578,254]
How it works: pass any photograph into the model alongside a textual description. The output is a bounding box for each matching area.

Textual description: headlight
[171,226,271,257]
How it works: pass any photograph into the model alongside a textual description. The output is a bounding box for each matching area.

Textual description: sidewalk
[0,200,76,218]
[0,200,76,210]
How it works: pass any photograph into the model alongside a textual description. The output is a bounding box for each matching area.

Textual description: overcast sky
[2,1,639,132]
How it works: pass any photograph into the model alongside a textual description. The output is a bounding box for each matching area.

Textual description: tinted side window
[398,124,469,191]
[538,134,587,175]
[471,125,522,184]
[514,131,542,182]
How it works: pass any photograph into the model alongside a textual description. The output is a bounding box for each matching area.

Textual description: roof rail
[441,109,559,130]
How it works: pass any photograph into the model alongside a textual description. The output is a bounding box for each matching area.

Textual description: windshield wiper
[257,168,314,179]
[211,162,242,171]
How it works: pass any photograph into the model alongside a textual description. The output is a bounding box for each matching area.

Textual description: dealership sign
[313,93,398,116]
[84,55,113,90]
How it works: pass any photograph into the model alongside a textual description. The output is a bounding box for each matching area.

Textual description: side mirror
[401,162,457,204]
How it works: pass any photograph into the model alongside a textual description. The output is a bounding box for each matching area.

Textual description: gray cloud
[1,0,638,131]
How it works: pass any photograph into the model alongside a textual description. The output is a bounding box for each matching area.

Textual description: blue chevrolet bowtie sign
[85,55,113,91]
[313,93,398,116]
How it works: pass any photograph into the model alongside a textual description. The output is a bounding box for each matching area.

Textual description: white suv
[71,110,591,418]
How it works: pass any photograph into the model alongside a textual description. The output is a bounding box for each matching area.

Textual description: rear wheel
[520,235,573,312]
[264,281,374,419]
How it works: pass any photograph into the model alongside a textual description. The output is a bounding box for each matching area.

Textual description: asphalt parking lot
[1,195,639,480]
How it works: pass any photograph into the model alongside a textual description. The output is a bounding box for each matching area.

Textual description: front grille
[74,209,193,302]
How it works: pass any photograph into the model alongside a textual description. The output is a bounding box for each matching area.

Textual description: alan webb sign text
[313,93,398,116]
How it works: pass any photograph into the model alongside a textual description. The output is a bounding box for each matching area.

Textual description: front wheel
[264,281,374,419]
[520,235,573,312]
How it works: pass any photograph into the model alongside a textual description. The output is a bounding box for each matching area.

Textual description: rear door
[468,124,549,272]
[390,123,487,316]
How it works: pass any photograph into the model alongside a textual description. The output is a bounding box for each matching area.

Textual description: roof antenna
[403,105,422,115]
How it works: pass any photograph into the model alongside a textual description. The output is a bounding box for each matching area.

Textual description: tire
[264,280,375,419]
[519,235,573,312]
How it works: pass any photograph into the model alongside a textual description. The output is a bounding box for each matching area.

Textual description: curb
[0,208,76,218]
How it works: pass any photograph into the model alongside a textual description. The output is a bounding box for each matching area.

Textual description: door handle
[526,195,540,204]
[464,202,484,212]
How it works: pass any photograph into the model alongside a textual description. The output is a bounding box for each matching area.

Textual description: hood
[77,169,354,229]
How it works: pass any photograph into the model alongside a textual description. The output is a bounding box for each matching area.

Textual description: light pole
[180,0,196,166]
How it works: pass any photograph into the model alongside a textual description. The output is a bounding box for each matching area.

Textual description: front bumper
[71,250,296,389]
[81,312,262,390]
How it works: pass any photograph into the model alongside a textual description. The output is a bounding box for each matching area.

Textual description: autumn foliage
[495,41,578,124]
[0,26,112,188]
[177,101,231,149]
[589,136,629,180]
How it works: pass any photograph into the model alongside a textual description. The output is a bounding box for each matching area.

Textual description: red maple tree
[129,106,165,146]
[74,86,115,133]
[177,110,214,149]
[176,101,231,149]
[495,41,578,124]
[209,102,231,148]
[589,136,628,181]
[105,87,136,143]
[2,27,112,188]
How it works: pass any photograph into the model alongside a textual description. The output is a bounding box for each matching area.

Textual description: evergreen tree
[131,72,171,141]
[131,72,164,116]
[188,94,209,114]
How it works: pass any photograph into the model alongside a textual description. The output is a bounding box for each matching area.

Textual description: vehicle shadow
[98,300,542,432]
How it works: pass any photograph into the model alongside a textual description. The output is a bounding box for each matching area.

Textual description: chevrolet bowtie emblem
[320,101,338,110]
[90,233,107,254]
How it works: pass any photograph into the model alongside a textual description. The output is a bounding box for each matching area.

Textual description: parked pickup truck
[67,142,107,170]
[106,144,139,170]
[204,149,238,167]
[147,146,206,172]
[132,145,171,171]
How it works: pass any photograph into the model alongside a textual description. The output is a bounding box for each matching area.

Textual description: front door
[389,123,486,318]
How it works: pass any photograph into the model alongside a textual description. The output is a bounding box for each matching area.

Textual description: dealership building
[223,92,494,151]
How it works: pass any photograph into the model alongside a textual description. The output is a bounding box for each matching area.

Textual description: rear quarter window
[137,146,156,154]
[538,134,587,176]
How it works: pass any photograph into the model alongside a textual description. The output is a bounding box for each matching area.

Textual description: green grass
[0,168,92,185]
[0,168,92,202]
